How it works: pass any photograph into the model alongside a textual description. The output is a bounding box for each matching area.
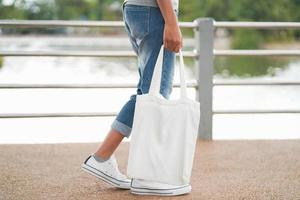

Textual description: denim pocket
[124,5,150,40]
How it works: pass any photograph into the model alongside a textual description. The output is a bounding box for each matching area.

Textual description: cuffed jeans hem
[111,119,132,138]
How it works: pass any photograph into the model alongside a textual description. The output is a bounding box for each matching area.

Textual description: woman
[81,0,191,196]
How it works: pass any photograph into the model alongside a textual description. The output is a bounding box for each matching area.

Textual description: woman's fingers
[164,37,181,52]
[164,38,180,52]
[163,23,182,53]
[174,38,181,53]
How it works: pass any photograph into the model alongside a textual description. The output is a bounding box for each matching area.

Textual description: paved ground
[0,140,299,200]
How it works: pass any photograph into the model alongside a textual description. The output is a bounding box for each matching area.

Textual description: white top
[123,0,179,12]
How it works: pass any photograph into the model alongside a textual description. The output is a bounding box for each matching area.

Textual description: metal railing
[0,19,300,140]
[194,18,300,139]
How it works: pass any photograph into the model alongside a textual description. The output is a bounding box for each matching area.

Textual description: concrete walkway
[0,140,299,200]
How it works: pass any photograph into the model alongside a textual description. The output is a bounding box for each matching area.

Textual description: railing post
[194,18,214,140]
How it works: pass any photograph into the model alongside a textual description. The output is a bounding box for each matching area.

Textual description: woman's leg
[95,4,176,159]
[94,128,124,159]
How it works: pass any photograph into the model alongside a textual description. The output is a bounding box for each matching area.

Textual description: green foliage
[0,0,26,19]
[54,0,101,20]
[178,0,300,42]
[1,0,300,21]
[0,0,123,20]
[214,56,290,77]
[231,30,264,49]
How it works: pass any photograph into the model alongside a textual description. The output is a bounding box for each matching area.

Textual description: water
[0,36,299,143]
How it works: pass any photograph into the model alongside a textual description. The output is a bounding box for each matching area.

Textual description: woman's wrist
[157,0,182,52]
[156,0,178,25]
[164,15,178,26]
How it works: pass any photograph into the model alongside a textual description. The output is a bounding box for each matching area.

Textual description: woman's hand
[163,22,182,53]
[157,0,182,53]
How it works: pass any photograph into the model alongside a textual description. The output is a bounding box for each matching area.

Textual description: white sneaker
[130,178,192,196]
[81,154,131,189]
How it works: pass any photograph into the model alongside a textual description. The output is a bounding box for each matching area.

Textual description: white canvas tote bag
[127,45,200,185]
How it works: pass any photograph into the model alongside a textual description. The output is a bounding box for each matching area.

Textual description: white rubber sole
[81,163,131,189]
[130,184,192,196]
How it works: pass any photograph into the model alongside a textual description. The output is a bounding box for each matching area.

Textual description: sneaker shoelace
[107,154,126,179]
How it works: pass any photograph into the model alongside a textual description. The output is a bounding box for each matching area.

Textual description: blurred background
[0,0,299,143]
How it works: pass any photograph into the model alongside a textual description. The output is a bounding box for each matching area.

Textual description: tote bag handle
[149,45,188,99]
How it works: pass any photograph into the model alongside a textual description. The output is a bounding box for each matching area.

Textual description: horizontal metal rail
[213,81,300,86]
[214,110,300,114]
[0,50,196,57]
[214,50,300,56]
[2,50,300,57]
[214,21,300,29]
[1,109,300,118]
[0,82,198,89]
[0,112,117,118]
[1,20,300,29]
[0,20,197,28]
[1,81,300,89]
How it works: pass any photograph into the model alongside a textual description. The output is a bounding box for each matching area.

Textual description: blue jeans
[110,3,178,138]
